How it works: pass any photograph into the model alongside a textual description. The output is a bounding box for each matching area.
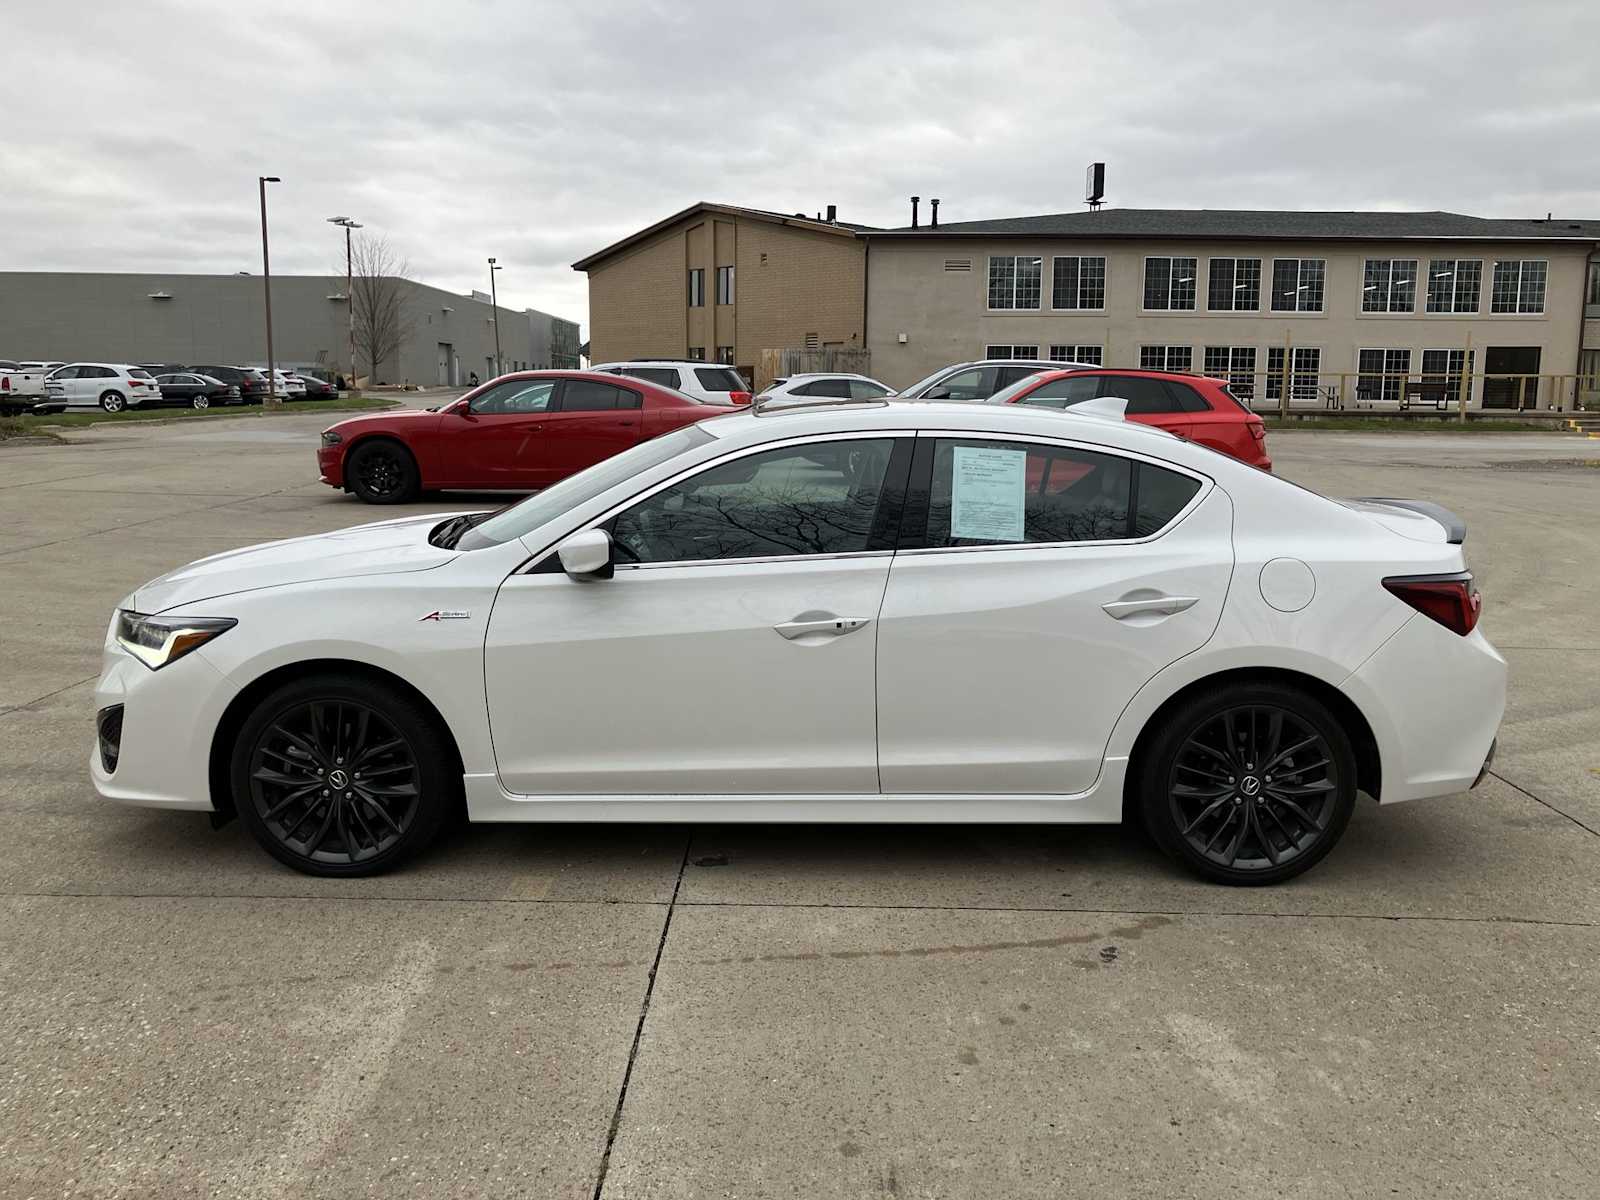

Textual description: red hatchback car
[989,368,1271,470]
[319,371,734,503]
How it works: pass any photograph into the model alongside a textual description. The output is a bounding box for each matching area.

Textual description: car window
[694,367,746,392]
[51,366,78,380]
[848,380,892,399]
[470,379,556,415]
[1135,464,1202,536]
[1164,381,1212,413]
[922,366,993,400]
[619,367,679,387]
[922,438,1134,547]
[1014,376,1102,409]
[995,365,1045,389]
[128,369,154,380]
[795,378,851,398]
[561,380,639,411]
[611,439,896,564]
[1098,377,1185,415]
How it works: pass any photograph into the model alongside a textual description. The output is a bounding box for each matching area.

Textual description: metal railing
[1191,370,1600,419]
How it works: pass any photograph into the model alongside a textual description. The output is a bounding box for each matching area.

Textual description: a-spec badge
[418,609,472,622]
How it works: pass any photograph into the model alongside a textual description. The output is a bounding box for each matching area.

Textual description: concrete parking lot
[1,413,1597,1198]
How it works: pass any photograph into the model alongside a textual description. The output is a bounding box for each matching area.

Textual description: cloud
[4,0,1598,336]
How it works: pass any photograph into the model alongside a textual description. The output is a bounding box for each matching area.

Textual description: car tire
[346,438,421,504]
[192,394,210,410]
[231,673,456,877]
[99,391,127,413]
[1137,681,1357,886]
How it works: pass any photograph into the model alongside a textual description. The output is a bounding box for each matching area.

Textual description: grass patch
[0,416,65,442]
[17,396,396,430]
[1264,417,1556,432]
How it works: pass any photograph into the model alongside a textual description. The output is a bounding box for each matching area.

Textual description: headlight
[321,431,343,446]
[115,611,236,670]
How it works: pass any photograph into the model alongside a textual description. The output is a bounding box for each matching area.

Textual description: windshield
[898,365,964,398]
[458,425,717,550]
[985,374,1057,405]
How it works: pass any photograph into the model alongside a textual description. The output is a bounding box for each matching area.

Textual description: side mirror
[556,528,614,579]
[450,399,475,417]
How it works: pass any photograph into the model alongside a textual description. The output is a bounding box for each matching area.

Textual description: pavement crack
[0,675,98,717]
[1490,770,1600,837]
[591,832,692,1200]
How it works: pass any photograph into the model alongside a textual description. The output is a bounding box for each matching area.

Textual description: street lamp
[258,176,281,406]
[328,216,362,389]
[487,257,503,377]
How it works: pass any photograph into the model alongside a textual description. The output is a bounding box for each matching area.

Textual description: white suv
[43,363,161,412]
[756,373,894,402]
[592,360,751,405]
[898,358,1098,401]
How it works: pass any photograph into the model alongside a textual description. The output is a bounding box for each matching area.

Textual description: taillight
[1383,573,1480,636]
[728,391,753,405]
[1247,421,1265,441]
[1,377,9,392]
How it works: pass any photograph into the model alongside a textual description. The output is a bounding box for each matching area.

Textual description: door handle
[1101,595,1199,619]
[773,616,872,640]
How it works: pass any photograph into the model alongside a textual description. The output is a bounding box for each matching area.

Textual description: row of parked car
[0,359,340,415]
[315,356,1271,504]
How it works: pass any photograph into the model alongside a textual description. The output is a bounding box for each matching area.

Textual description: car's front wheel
[346,438,421,503]
[231,674,455,876]
[99,391,127,413]
[1139,681,1357,885]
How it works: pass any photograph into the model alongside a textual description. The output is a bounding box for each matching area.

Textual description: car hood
[328,407,444,433]
[131,512,460,613]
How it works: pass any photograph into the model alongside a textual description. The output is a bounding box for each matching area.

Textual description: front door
[876,434,1233,794]
[1483,346,1541,409]
[484,435,907,795]
[436,342,453,386]
[435,377,557,487]
[530,378,644,485]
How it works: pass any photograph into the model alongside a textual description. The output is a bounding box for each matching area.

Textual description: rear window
[129,369,154,379]
[695,367,746,392]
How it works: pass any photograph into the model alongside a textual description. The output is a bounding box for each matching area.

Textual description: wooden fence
[754,348,872,391]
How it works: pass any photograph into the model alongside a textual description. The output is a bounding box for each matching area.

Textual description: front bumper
[317,444,345,488]
[90,640,240,811]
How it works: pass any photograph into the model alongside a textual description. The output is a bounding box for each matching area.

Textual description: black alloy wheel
[347,439,420,504]
[233,676,453,876]
[1141,683,1356,885]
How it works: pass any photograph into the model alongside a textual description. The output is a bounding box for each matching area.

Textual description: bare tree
[344,233,415,385]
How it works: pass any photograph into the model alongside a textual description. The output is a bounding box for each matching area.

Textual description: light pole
[328,216,362,390]
[258,176,281,406]
[487,257,503,377]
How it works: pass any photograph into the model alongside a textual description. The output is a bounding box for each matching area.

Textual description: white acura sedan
[92,399,1504,885]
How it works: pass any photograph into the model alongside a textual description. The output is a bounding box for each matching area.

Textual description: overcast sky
[5,0,1597,335]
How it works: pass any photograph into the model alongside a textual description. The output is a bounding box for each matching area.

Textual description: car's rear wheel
[231,674,454,876]
[347,439,421,503]
[191,393,210,410]
[100,391,126,413]
[1139,682,1357,885]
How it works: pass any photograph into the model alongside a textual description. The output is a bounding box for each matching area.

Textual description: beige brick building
[573,202,867,379]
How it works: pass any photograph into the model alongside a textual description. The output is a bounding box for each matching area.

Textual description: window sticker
[950,445,1026,541]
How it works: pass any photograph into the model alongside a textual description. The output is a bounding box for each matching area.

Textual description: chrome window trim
[516,430,916,574]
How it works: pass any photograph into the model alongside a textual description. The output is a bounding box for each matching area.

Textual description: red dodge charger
[319,371,735,503]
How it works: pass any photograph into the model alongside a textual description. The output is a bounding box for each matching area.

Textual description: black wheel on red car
[347,438,420,504]
[1139,681,1357,885]
[231,673,454,877]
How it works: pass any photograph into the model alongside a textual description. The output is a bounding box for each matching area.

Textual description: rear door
[876,434,1233,794]
[535,379,644,483]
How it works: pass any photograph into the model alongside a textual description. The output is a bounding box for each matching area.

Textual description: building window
[1271,259,1325,312]
[1362,260,1418,313]
[1265,347,1322,401]
[716,345,734,364]
[1203,346,1257,399]
[984,344,1040,360]
[1140,345,1192,372]
[1207,258,1261,311]
[1143,257,1198,310]
[687,346,706,361]
[1589,263,1600,305]
[1357,348,1411,404]
[1425,260,1482,314]
[1049,344,1103,365]
[688,269,705,307]
[1051,256,1106,310]
[1491,260,1547,313]
[1421,348,1473,404]
[716,265,734,305]
[988,256,1042,309]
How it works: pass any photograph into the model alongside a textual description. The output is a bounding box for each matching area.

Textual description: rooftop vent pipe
[930,198,940,227]
[910,195,920,229]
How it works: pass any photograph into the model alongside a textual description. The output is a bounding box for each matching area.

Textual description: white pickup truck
[0,360,55,415]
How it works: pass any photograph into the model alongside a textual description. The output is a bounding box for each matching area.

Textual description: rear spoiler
[1353,498,1466,544]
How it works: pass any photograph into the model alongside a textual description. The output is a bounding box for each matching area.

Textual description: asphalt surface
[1,413,1597,1198]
